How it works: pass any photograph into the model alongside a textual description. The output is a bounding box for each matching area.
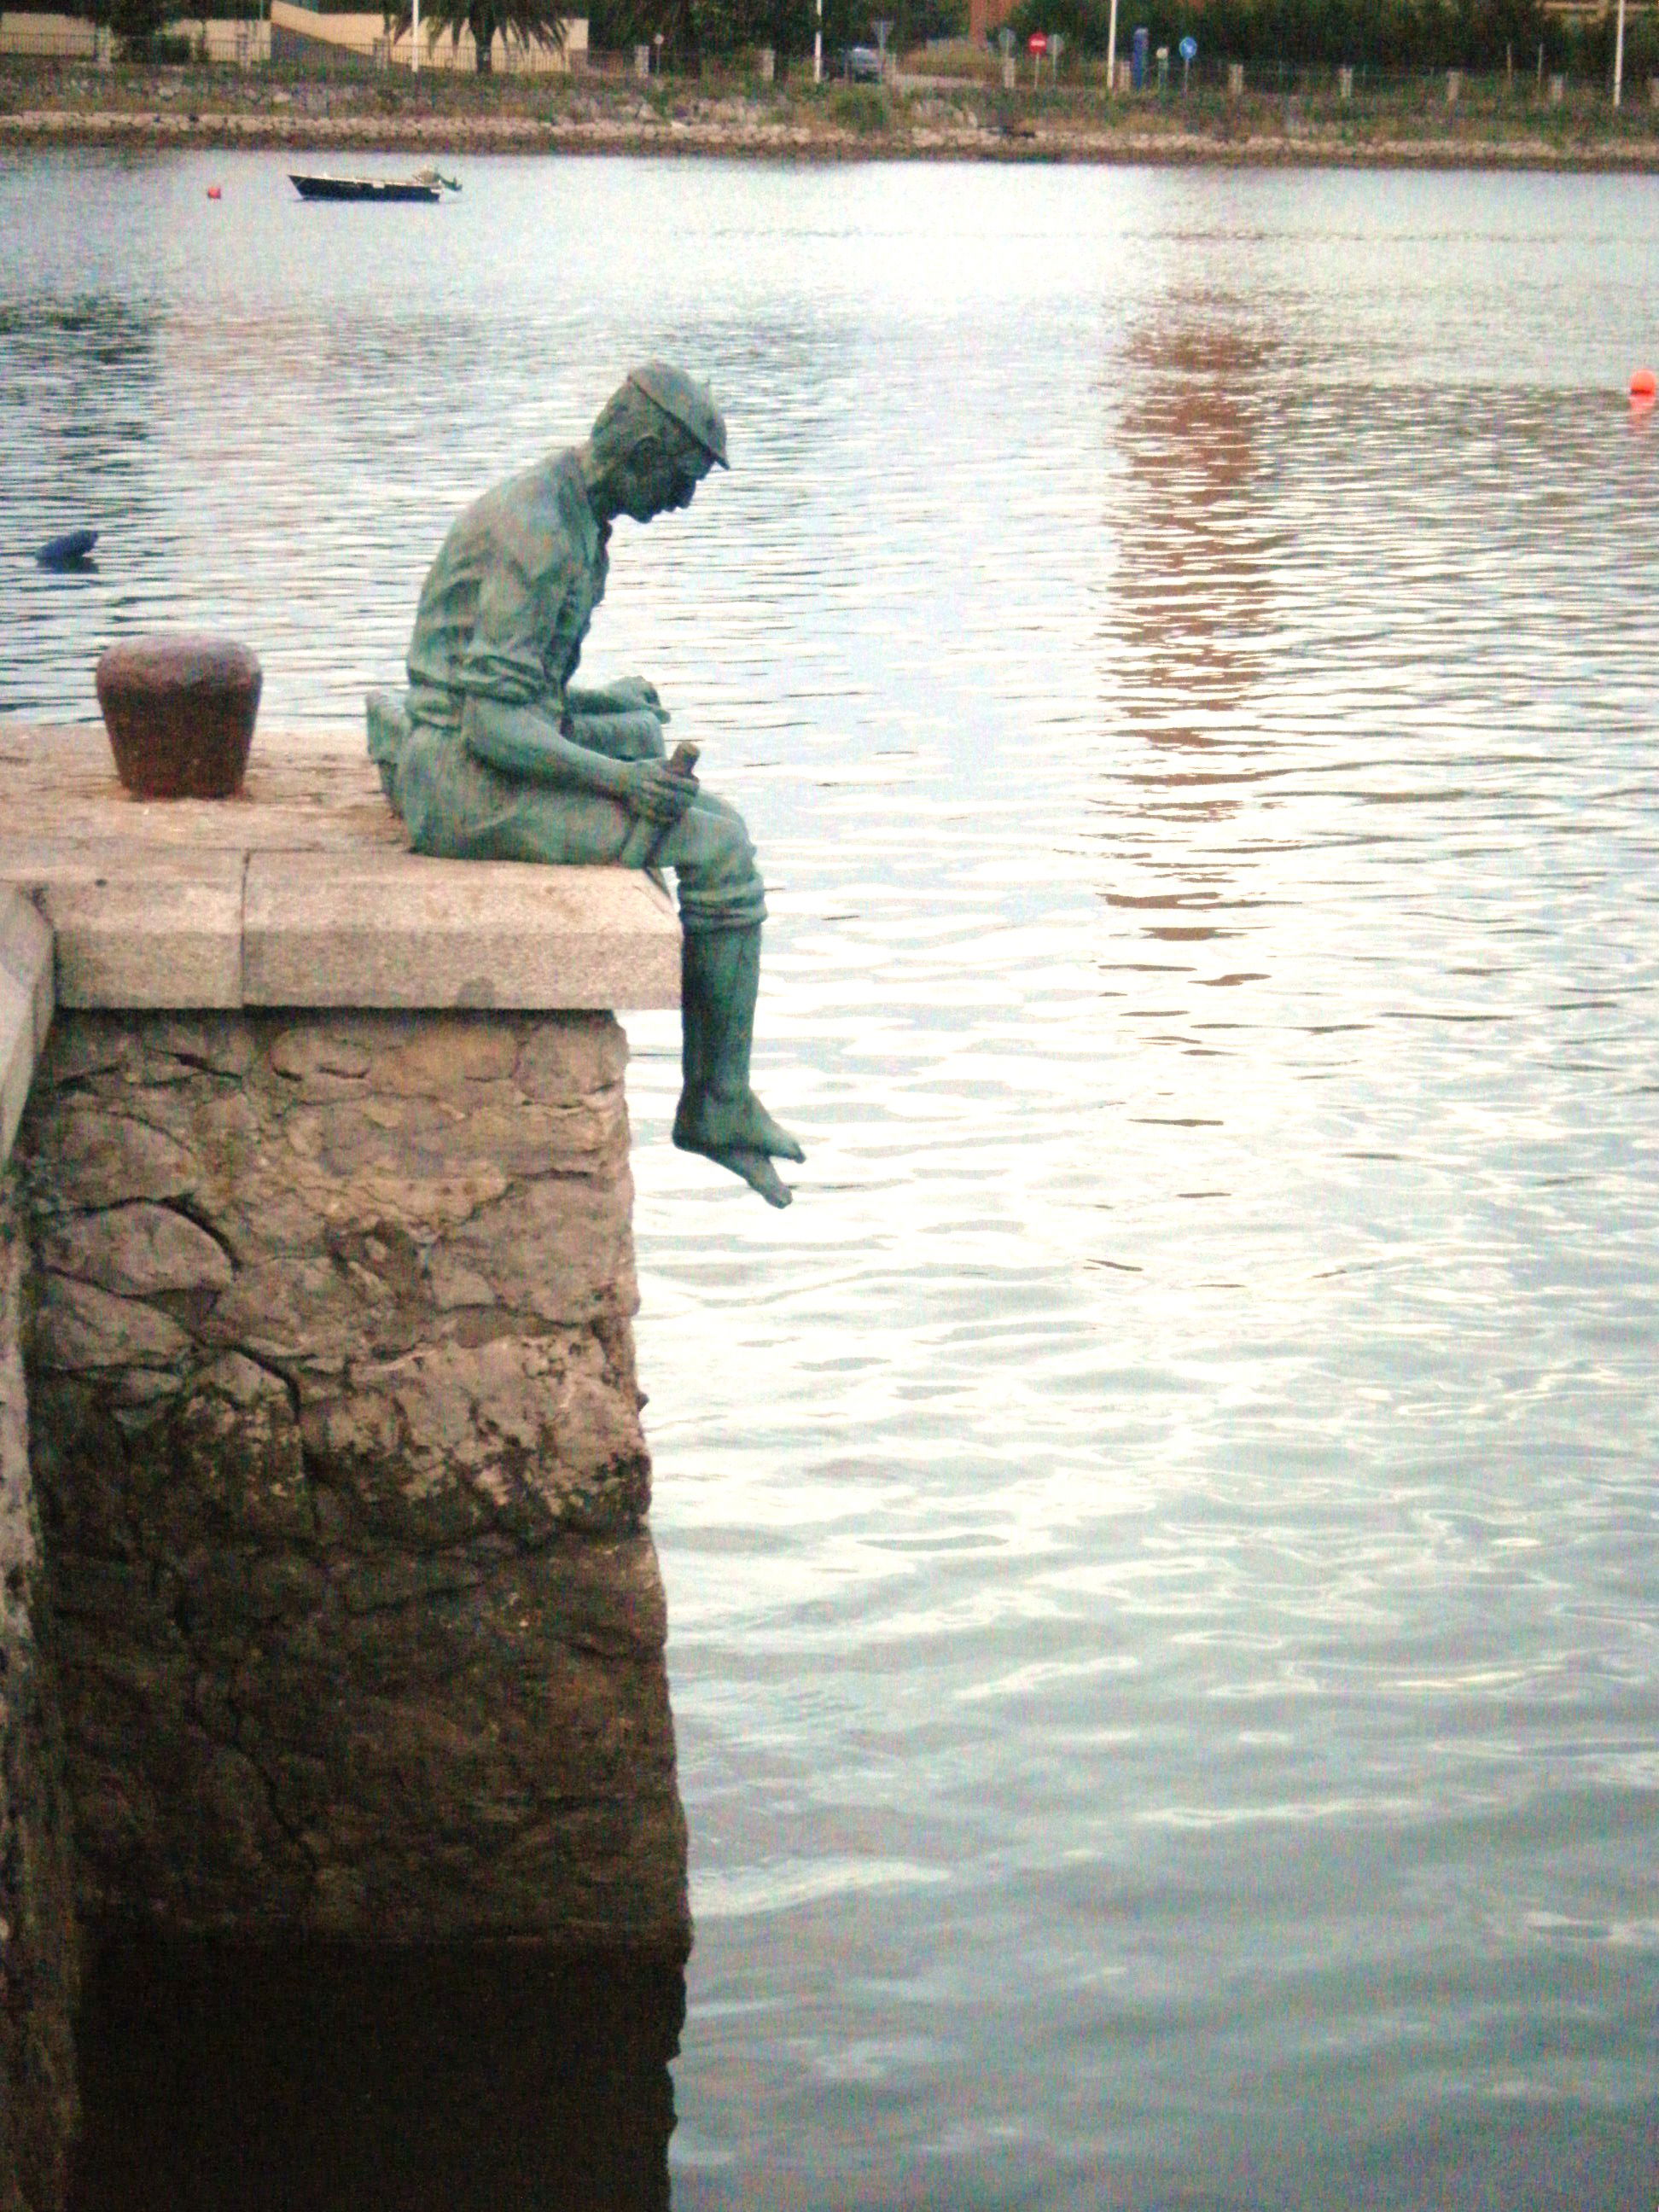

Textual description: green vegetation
[105,0,167,58]
[830,80,889,125]
[1004,0,1659,79]
[3,40,1656,153]
[585,0,963,67]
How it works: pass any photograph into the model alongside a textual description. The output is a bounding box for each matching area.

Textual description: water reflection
[0,294,159,457]
[1097,312,1281,1028]
[3,154,1656,2210]
[1,294,162,718]
[72,1939,684,2212]
[1110,313,1278,750]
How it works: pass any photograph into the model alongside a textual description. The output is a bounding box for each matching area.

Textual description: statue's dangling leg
[673,923,804,1208]
[651,787,801,1205]
[678,925,805,1161]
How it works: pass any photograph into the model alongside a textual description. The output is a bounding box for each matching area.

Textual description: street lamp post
[412,0,420,72]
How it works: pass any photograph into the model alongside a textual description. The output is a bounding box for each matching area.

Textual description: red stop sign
[1027,31,1047,49]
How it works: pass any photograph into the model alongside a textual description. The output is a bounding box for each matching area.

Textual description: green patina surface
[369,362,804,1208]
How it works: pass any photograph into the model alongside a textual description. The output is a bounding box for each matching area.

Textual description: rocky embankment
[17,1006,689,1954]
[3,64,1659,167]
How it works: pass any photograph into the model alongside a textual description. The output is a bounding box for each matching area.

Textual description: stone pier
[0,724,690,2207]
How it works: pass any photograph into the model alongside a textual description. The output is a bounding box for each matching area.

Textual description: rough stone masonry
[0,726,691,2206]
[13,1004,688,1953]
[0,1187,79,2212]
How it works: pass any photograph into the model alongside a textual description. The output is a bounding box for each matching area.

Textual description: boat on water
[290,169,461,204]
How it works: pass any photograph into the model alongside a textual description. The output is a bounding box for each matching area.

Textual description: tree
[585,0,693,61]
[107,0,167,58]
[388,0,566,72]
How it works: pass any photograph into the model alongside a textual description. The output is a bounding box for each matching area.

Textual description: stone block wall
[0,882,76,2212]
[15,1009,688,1955]
[0,1190,78,2212]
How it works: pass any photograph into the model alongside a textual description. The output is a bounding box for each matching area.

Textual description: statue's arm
[462,697,693,827]
[456,556,687,821]
[562,707,668,762]
[564,675,668,761]
[462,696,631,797]
[448,554,619,790]
[566,676,664,718]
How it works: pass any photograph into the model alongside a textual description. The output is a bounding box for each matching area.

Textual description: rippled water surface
[3,149,1657,2209]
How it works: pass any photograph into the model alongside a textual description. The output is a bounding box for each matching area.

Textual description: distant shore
[5,61,1659,169]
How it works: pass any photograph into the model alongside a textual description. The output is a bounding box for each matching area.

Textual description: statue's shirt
[405,449,608,731]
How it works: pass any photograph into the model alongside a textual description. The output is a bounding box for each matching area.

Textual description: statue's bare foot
[740,1096,805,1164]
[705,1144,794,1208]
[674,1091,804,1164]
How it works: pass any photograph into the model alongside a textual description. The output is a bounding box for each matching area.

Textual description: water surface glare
[3,151,1656,2209]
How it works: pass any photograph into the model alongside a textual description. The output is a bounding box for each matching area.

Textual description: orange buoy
[207,185,222,200]
[1631,366,1656,398]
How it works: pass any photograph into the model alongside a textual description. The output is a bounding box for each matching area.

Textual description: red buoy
[207,185,222,200]
[1631,366,1656,399]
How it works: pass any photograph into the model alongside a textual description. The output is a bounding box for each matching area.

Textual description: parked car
[843,44,882,79]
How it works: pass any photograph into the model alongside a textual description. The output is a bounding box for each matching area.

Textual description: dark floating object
[37,527,97,568]
[289,171,447,203]
[95,635,262,800]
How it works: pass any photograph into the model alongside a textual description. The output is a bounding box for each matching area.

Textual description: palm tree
[388,0,567,72]
[585,0,692,54]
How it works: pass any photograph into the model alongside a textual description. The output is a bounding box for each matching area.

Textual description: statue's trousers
[391,719,766,935]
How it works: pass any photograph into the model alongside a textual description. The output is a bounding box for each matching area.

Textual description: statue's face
[612,432,712,523]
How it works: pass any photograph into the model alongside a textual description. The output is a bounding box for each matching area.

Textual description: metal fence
[911,49,1659,99]
[0,15,108,59]
[0,13,271,61]
[3,14,1656,93]
[0,6,578,68]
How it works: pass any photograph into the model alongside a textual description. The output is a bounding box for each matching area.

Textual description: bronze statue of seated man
[366,362,801,1208]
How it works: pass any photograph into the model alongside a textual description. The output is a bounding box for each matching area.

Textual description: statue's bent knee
[668,795,765,934]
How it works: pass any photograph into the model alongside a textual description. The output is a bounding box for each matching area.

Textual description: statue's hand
[620,759,696,827]
[613,675,667,720]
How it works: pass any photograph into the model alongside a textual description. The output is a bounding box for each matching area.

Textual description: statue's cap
[627,362,729,469]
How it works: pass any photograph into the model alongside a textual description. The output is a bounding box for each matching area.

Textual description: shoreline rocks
[3,74,1656,170]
